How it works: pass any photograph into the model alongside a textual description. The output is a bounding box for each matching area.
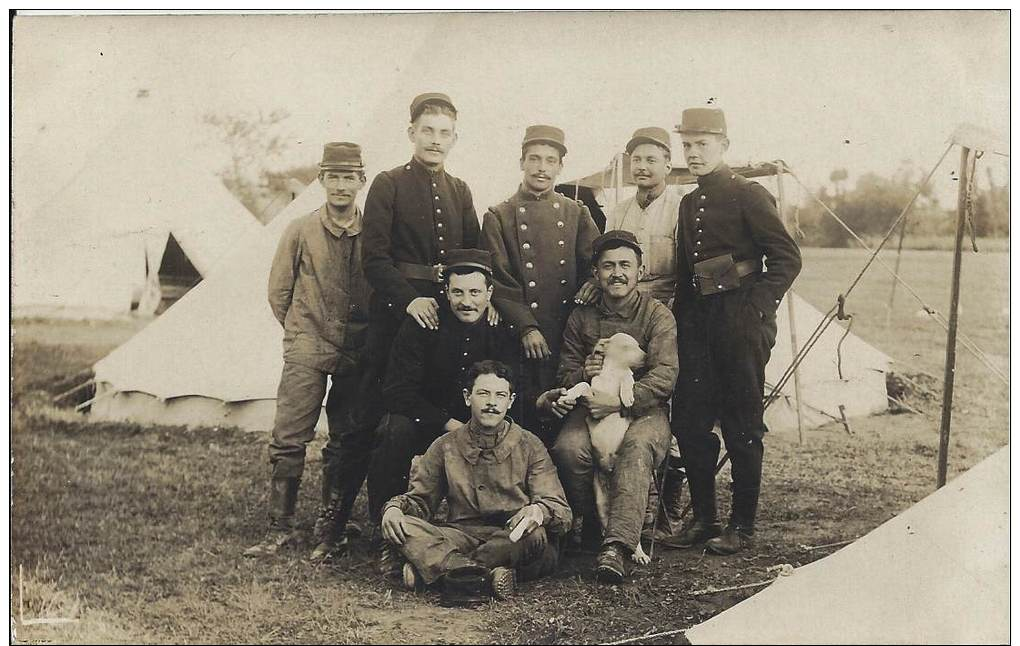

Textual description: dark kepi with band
[319,142,364,171]
[591,229,643,265]
[675,108,727,136]
[410,92,457,121]
[522,124,567,157]
[626,126,672,154]
[443,248,493,276]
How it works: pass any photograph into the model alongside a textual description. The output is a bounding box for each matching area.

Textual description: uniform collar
[317,204,363,238]
[597,288,642,319]
[695,163,735,189]
[454,420,521,464]
[517,184,554,202]
[409,155,444,177]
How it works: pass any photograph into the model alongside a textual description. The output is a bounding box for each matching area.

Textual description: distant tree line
[797,162,1009,248]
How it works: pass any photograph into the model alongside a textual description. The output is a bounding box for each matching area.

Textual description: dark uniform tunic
[344,157,478,524]
[362,156,479,378]
[265,205,369,480]
[481,186,600,440]
[671,164,802,530]
[366,306,521,521]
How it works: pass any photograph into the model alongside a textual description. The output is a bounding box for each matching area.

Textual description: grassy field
[11,248,1009,644]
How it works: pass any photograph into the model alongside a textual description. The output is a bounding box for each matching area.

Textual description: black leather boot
[243,477,301,558]
[660,469,720,549]
[310,463,347,561]
[706,524,754,555]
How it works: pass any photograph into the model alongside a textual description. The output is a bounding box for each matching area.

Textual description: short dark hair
[464,360,515,394]
[444,265,493,288]
[520,142,565,163]
[593,242,643,266]
[412,102,458,124]
[630,142,671,162]
[318,169,367,182]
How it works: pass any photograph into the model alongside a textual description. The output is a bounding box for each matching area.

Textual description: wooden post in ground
[937,145,973,488]
[775,162,804,444]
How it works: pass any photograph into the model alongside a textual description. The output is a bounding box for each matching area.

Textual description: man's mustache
[457,306,478,312]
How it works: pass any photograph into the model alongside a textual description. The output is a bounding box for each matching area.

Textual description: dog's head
[602,333,646,369]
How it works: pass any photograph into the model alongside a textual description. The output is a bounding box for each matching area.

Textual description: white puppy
[559,332,650,564]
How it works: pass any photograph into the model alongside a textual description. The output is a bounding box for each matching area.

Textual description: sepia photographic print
[9,9,1010,644]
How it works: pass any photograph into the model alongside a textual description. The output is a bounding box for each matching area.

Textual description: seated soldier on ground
[379,360,572,604]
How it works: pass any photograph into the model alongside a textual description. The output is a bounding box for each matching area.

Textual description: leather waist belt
[733,259,760,278]
[396,261,445,283]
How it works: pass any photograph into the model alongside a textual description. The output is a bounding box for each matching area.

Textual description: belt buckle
[432,264,446,283]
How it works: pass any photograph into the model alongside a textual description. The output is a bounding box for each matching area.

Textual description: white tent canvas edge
[684,445,1009,645]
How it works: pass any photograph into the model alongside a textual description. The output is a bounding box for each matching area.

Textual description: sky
[12,10,1010,218]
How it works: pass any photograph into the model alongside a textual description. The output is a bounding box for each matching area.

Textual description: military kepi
[591,229,643,265]
[410,92,457,121]
[626,127,672,154]
[319,142,364,171]
[522,125,567,156]
[676,107,727,136]
[443,248,493,276]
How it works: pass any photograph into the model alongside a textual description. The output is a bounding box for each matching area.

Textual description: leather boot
[706,524,754,555]
[243,477,301,558]
[310,466,347,561]
[659,469,720,549]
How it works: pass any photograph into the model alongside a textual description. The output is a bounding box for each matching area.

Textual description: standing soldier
[670,107,802,555]
[604,126,686,544]
[351,93,483,530]
[244,142,370,560]
[482,125,600,443]
[605,127,682,305]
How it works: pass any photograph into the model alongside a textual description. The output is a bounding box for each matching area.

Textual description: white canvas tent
[12,96,259,319]
[685,445,1009,644]
[91,182,328,430]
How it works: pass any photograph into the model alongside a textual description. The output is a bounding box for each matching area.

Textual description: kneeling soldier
[380,360,571,602]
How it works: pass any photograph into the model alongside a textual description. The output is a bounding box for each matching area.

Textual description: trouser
[398,516,559,585]
[519,357,560,447]
[671,284,776,529]
[268,361,361,481]
[551,407,671,551]
[366,413,445,524]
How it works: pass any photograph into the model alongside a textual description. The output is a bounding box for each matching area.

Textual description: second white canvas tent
[91,182,328,430]
[13,95,259,319]
[685,445,1009,644]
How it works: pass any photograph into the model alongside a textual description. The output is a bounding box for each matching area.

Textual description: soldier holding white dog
[540,230,678,584]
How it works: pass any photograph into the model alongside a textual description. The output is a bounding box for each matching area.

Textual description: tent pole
[937,145,972,488]
[775,162,804,444]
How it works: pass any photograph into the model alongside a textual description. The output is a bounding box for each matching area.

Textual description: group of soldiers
[244,92,802,603]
